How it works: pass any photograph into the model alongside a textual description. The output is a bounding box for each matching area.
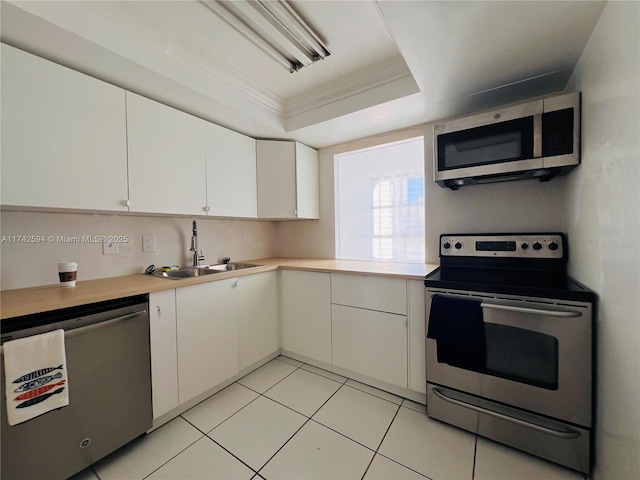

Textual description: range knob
[533,242,543,251]
[548,242,559,251]
[443,241,451,250]
[454,242,463,250]
[521,243,529,250]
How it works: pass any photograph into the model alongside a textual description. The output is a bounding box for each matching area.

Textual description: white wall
[0,211,278,290]
[278,125,569,263]
[422,126,569,263]
[276,146,336,259]
[564,2,640,479]
[277,6,640,479]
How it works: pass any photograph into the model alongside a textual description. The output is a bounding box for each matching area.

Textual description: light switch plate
[142,235,157,253]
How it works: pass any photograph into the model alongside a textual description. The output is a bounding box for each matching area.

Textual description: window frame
[334,131,426,263]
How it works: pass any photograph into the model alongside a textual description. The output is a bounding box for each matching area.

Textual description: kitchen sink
[205,262,261,272]
[153,263,262,280]
[154,267,221,280]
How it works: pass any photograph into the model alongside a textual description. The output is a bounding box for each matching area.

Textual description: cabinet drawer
[331,274,406,314]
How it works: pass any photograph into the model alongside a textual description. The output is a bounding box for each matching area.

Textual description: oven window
[484,323,559,390]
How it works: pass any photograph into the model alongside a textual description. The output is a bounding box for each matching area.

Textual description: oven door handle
[432,388,582,439]
[480,302,582,318]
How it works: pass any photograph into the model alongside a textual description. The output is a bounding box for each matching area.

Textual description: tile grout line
[255,380,348,476]
[472,434,478,480]
[241,358,303,396]
[147,358,419,480]
[248,361,422,479]
[206,435,260,477]
[367,403,434,479]
[360,402,402,480]
[140,429,206,480]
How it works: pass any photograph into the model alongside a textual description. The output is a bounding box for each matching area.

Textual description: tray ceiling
[1,1,605,148]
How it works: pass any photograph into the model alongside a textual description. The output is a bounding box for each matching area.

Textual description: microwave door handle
[480,302,582,318]
[533,113,542,158]
[432,388,582,439]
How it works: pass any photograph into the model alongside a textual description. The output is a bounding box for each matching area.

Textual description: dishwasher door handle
[64,310,148,338]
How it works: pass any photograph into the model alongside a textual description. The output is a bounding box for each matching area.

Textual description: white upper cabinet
[256,140,319,219]
[205,123,257,218]
[0,44,129,211]
[126,92,207,215]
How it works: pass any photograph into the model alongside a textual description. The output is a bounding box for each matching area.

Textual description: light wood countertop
[1,258,438,320]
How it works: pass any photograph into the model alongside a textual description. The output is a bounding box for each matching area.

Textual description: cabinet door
[256,140,320,219]
[149,290,179,419]
[0,44,128,211]
[176,279,239,403]
[126,92,207,215]
[281,270,332,363]
[332,304,408,388]
[205,123,257,218]
[237,272,278,370]
[257,140,297,218]
[408,280,426,394]
[295,143,320,219]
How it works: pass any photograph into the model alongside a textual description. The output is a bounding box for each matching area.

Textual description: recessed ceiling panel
[1,0,605,148]
[376,0,606,116]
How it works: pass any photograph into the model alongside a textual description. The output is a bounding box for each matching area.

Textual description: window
[335,136,425,263]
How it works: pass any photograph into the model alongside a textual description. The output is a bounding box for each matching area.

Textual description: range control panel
[440,233,565,259]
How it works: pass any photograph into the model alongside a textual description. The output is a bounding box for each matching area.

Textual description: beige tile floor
[71,357,587,480]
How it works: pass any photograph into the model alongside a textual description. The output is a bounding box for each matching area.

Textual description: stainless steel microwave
[434,92,580,190]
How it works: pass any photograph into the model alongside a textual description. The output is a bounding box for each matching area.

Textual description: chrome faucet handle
[221,256,231,264]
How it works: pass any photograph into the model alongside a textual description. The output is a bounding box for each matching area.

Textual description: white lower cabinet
[407,280,426,394]
[237,272,279,371]
[330,273,409,389]
[176,278,239,404]
[148,290,179,419]
[332,304,408,388]
[281,270,332,363]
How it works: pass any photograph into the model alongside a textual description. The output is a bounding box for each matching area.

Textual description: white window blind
[335,137,425,263]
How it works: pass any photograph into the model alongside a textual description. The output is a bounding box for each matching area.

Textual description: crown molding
[282,57,417,118]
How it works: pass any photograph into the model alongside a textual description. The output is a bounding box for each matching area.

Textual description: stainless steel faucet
[190,220,205,266]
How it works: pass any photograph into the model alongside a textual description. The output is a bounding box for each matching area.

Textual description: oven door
[425,289,592,427]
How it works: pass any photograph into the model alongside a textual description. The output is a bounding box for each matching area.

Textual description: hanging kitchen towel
[3,329,69,426]
[427,294,486,370]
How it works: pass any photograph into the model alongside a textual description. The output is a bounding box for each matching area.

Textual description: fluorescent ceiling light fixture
[200,0,330,73]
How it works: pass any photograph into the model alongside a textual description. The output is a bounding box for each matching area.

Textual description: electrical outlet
[244,233,251,245]
[103,241,119,255]
[142,235,157,253]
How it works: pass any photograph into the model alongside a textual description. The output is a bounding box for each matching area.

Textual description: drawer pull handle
[432,387,581,439]
[480,303,581,318]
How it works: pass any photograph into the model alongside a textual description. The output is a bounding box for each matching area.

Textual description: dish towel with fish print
[3,329,69,426]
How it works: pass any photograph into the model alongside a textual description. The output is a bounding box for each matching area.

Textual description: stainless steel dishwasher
[1,295,152,480]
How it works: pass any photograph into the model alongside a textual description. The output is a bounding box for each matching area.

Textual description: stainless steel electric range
[424,233,594,474]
